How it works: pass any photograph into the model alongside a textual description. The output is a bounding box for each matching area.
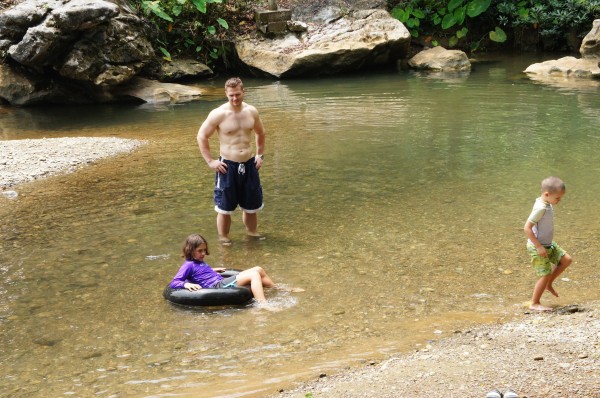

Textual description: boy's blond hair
[541,176,566,194]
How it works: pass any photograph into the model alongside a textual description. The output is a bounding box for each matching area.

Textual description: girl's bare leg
[236,267,274,302]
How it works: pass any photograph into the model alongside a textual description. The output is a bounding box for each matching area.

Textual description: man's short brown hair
[225,77,244,90]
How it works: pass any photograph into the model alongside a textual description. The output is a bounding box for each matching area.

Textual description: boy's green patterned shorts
[527,242,565,276]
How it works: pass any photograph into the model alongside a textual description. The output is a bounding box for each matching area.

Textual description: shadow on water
[1,54,599,397]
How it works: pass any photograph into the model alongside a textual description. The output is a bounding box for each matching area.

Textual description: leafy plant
[390,0,506,51]
[489,26,507,42]
[390,5,426,37]
[135,0,242,65]
[159,46,172,61]
[495,0,600,51]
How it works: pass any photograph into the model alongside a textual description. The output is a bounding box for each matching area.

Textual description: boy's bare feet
[546,285,559,297]
[530,303,553,312]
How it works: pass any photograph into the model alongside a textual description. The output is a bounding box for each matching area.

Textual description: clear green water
[1,54,599,397]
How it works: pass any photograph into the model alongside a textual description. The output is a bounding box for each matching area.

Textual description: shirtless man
[197,77,266,244]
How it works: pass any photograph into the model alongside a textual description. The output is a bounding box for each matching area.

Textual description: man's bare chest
[219,112,254,133]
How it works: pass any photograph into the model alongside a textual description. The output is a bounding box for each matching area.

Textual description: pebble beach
[0,137,146,192]
[273,302,600,398]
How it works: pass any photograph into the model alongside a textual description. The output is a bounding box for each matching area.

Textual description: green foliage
[134,0,247,65]
[495,0,600,50]
[159,46,172,61]
[390,0,503,50]
[143,0,173,21]
[390,5,425,37]
[389,0,599,52]
[466,0,490,17]
[489,26,507,42]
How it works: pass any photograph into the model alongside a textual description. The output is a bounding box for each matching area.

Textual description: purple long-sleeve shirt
[169,260,223,289]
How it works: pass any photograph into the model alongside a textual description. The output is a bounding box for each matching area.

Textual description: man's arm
[252,107,266,169]
[197,110,227,173]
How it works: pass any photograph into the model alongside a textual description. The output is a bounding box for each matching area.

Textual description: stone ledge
[255,9,292,34]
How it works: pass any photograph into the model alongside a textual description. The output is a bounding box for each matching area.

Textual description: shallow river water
[1,54,599,397]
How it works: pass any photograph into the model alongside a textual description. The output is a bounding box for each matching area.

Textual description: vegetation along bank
[137,0,600,69]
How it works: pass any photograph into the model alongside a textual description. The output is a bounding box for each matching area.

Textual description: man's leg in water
[243,211,263,238]
[217,213,232,243]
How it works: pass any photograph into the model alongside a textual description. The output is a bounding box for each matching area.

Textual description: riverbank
[273,301,600,398]
[0,137,146,192]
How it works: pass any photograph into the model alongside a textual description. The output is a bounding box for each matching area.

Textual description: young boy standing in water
[523,176,572,311]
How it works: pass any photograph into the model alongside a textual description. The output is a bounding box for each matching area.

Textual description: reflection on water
[1,54,600,397]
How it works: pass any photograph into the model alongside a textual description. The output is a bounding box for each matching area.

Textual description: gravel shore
[273,302,600,398]
[0,137,146,192]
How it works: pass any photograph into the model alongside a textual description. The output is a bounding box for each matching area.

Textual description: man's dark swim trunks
[214,157,263,214]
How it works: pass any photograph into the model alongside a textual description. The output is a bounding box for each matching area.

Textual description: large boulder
[0,63,48,105]
[1,0,153,83]
[580,19,600,59]
[288,0,386,23]
[0,62,94,105]
[524,56,600,79]
[524,19,600,82]
[0,60,204,105]
[0,0,170,105]
[234,9,410,78]
[408,46,471,71]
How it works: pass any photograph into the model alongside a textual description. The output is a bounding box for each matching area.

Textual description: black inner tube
[163,269,253,306]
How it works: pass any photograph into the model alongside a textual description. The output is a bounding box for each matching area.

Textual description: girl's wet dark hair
[181,234,210,260]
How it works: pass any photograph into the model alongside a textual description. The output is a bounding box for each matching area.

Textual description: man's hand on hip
[208,159,228,174]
